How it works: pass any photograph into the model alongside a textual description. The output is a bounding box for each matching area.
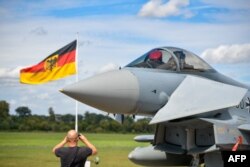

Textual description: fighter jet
[61,47,250,167]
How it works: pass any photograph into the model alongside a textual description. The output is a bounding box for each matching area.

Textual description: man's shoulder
[78,146,92,156]
[79,146,91,151]
[55,147,76,157]
[56,147,71,152]
[57,147,68,150]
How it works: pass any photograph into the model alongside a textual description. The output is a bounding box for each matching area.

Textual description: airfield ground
[0,132,148,167]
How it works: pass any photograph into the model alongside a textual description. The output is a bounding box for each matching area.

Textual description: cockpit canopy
[126,47,213,72]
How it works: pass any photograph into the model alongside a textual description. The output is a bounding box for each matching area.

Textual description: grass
[0,132,148,167]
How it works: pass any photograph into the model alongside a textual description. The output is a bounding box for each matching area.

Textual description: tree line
[0,100,154,133]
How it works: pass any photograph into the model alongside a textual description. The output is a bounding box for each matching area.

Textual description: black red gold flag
[20,40,76,84]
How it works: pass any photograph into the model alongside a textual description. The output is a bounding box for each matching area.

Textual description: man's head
[174,51,185,60]
[149,50,162,62]
[67,130,78,143]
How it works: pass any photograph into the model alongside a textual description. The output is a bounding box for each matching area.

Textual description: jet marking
[236,97,250,113]
[152,90,157,94]
[246,97,250,113]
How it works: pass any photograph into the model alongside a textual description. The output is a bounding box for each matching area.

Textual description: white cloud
[138,0,192,18]
[9,99,16,105]
[30,27,48,36]
[20,96,29,102]
[201,43,250,64]
[37,93,50,100]
[1,15,249,69]
[0,66,23,78]
[97,63,120,74]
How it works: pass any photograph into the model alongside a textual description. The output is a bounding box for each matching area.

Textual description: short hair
[67,130,78,142]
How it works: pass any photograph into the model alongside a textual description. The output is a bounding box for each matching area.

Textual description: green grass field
[0,132,148,167]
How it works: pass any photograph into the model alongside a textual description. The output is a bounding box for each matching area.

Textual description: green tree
[109,120,122,132]
[61,114,75,123]
[133,118,154,133]
[122,116,134,133]
[48,107,55,122]
[0,100,10,130]
[0,100,9,118]
[15,106,31,117]
[100,119,110,131]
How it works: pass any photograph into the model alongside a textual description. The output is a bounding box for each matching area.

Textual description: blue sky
[0,0,250,116]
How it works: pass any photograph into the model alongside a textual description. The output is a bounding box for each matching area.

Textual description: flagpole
[75,33,79,132]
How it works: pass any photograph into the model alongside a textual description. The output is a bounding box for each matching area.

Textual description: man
[136,50,164,68]
[53,130,97,167]
[147,50,164,68]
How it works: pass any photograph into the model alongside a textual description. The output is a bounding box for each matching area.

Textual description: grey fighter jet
[61,47,250,167]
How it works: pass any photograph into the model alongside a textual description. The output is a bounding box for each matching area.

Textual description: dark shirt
[55,146,92,167]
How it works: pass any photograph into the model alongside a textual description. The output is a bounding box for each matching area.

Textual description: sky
[0,0,250,116]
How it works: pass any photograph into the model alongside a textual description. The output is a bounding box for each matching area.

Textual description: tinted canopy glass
[126,47,213,72]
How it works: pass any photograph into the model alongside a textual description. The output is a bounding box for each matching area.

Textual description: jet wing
[238,124,250,132]
[150,75,248,124]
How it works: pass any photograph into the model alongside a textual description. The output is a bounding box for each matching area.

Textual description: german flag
[20,40,77,84]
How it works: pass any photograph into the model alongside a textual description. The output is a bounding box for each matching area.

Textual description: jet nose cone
[61,69,139,114]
